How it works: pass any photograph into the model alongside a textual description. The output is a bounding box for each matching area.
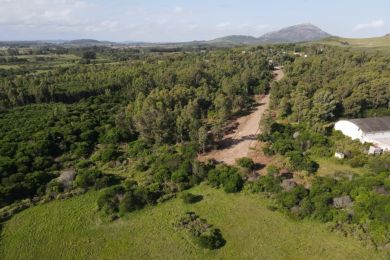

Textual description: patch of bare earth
[199,69,284,178]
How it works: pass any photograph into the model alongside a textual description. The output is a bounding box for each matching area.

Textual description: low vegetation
[259,44,390,250]
[173,211,225,249]
[0,185,384,259]
[1,42,390,258]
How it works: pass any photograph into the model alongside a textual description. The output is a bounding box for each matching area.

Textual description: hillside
[316,35,390,51]
[258,23,331,43]
[209,35,259,45]
[209,24,331,45]
[0,185,384,260]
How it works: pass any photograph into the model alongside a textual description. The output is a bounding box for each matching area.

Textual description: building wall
[335,120,390,151]
[334,120,364,142]
[364,132,390,151]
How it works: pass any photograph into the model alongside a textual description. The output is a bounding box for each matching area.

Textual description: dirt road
[199,69,284,165]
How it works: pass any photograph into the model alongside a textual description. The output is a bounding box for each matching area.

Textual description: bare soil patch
[199,69,284,173]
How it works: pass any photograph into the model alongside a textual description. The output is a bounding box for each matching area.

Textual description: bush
[254,176,282,193]
[118,191,145,215]
[222,173,243,193]
[171,168,189,183]
[100,145,121,163]
[173,212,225,250]
[82,51,96,60]
[236,157,255,170]
[196,229,225,249]
[267,165,279,176]
[277,185,308,209]
[349,154,367,168]
[181,193,203,204]
[75,169,119,189]
[286,151,318,173]
[207,165,243,193]
[76,159,93,169]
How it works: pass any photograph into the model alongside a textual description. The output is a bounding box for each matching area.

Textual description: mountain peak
[209,35,258,45]
[258,23,331,43]
[209,23,331,45]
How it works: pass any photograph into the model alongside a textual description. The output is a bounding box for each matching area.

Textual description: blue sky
[0,0,389,41]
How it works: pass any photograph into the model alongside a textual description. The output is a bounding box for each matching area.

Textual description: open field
[0,184,385,260]
[315,35,390,52]
[314,157,371,177]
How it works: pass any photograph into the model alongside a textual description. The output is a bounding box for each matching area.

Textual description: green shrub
[171,168,189,183]
[236,157,255,170]
[76,160,93,169]
[254,176,282,193]
[181,193,203,204]
[286,151,318,173]
[118,191,145,215]
[75,169,119,189]
[100,145,121,163]
[207,165,243,193]
[222,173,243,193]
[173,212,225,250]
[349,155,367,168]
[267,165,279,176]
[196,229,225,249]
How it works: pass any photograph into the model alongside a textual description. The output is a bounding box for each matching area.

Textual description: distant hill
[209,35,259,45]
[68,39,101,44]
[257,23,331,43]
[67,39,115,46]
[209,24,331,45]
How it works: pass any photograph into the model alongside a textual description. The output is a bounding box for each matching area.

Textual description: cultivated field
[0,184,385,260]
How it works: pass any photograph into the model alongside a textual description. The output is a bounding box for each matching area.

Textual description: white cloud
[353,20,385,31]
[173,7,183,14]
[0,0,91,27]
[217,22,231,29]
[85,20,120,32]
[0,0,122,36]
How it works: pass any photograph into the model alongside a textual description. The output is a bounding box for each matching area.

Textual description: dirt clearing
[199,69,284,168]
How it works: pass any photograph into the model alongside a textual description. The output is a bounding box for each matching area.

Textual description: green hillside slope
[317,35,390,52]
[0,185,385,260]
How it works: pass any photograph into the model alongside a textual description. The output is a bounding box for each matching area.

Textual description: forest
[259,44,390,249]
[0,46,272,209]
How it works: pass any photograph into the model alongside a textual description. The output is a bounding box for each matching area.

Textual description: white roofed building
[334,117,390,152]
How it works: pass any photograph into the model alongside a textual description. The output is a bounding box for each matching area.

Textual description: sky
[0,0,389,42]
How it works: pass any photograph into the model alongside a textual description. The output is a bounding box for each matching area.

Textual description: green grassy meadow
[0,184,385,260]
[316,35,390,52]
[314,157,371,177]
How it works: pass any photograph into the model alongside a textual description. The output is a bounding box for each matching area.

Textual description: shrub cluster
[97,180,165,220]
[207,165,244,193]
[181,192,203,204]
[173,212,225,249]
[74,169,120,190]
[247,170,390,249]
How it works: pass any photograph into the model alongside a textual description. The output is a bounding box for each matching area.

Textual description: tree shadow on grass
[190,195,204,204]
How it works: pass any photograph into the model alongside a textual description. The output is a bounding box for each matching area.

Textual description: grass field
[0,184,385,260]
[314,157,371,177]
[315,35,390,52]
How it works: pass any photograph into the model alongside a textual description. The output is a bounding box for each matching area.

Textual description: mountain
[67,39,116,46]
[258,23,331,43]
[209,23,331,45]
[209,35,259,45]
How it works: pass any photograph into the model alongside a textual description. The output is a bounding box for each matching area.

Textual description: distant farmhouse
[335,117,390,153]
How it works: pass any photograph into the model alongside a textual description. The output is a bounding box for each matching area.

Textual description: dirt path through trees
[199,69,284,165]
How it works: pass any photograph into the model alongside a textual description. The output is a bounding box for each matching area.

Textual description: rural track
[199,69,284,165]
